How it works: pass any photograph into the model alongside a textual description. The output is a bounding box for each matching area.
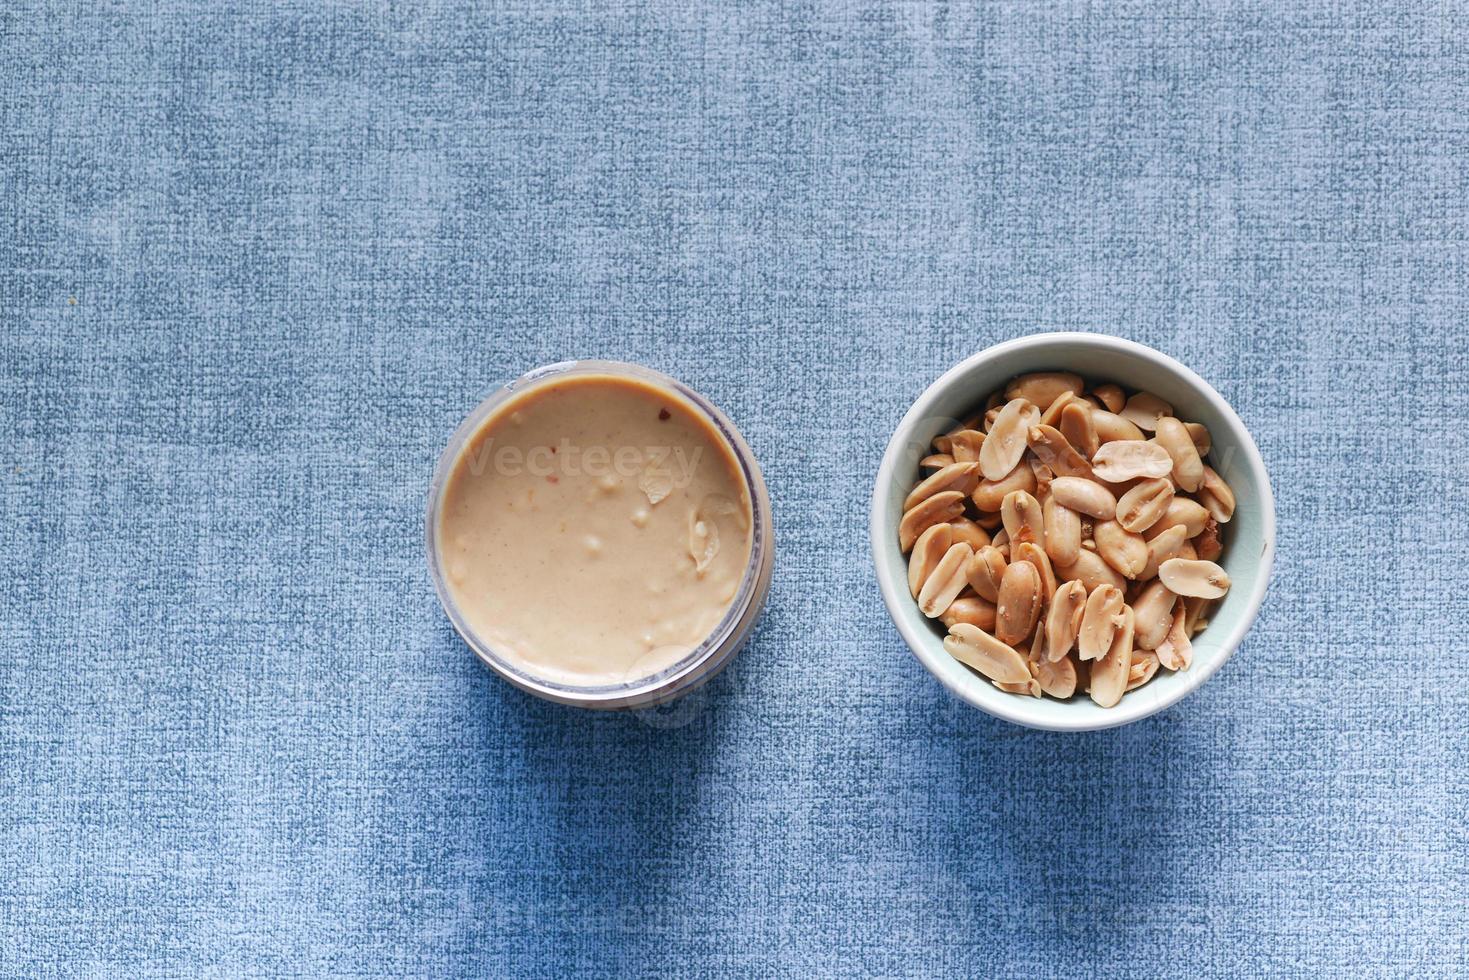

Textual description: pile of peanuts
[901,372,1237,707]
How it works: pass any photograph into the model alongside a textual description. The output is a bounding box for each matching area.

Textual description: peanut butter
[437,374,753,687]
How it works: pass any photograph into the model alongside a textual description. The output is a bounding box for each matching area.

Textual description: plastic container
[427,360,774,709]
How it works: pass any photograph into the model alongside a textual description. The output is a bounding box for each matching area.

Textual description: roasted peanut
[1026,425,1093,479]
[920,453,955,471]
[1093,519,1148,579]
[944,623,1031,685]
[1183,595,1212,636]
[1004,372,1084,412]
[1140,497,1211,540]
[1001,490,1046,551]
[1194,518,1222,562]
[933,415,983,454]
[940,595,997,632]
[1092,383,1125,414]
[918,542,974,617]
[1078,584,1126,661]
[1027,619,1048,663]
[1126,649,1160,691]
[1154,416,1204,492]
[1092,410,1147,444]
[1119,391,1172,431]
[947,429,985,464]
[1090,440,1174,482]
[904,461,981,512]
[971,459,1037,512]
[1013,541,1058,600]
[964,546,1008,603]
[1131,579,1178,650]
[1089,605,1134,708]
[1049,476,1118,521]
[1116,478,1175,534]
[995,560,1043,646]
[1184,421,1211,456]
[1140,523,1190,580]
[1035,655,1078,699]
[1043,495,1083,568]
[899,490,966,552]
[1029,457,1054,498]
[908,523,954,598]
[1043,579,1087,663]
[1198,465,1236,523]
[1039,390,1081,428]
[1054,549,1127,593]
[1155,604,1192,671]
[1159,558,1231,599]
[947,517,992,551]
[979,398,1041,481]
[1059,401,1100,458]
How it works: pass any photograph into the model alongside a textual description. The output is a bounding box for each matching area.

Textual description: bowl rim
[869,332,1276,731]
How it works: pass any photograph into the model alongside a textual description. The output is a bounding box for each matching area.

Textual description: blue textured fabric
[4,1,1467,976]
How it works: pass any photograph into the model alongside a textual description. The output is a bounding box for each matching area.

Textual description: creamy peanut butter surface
[438,374,753,687]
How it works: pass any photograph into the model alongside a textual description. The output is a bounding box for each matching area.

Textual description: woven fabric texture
[3,1,1467,977]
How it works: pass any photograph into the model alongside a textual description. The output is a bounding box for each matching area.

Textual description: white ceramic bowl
[870,333,1276,731]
